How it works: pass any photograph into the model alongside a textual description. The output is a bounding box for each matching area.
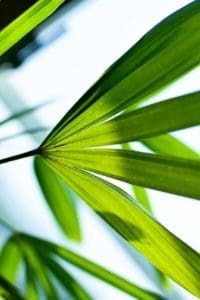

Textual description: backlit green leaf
[34,156,81,242]
[28,162,200,297]
[45,92,200,149]
[142,134,199,159]
[42,1,200,148]
[0,0,65,55]
[42,149,200,200]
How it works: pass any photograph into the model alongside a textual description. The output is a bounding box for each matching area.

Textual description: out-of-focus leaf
[25,259,39,300]
[132,186,152,213]
[42,255,92,300]
[20,234,163,300]
[47,92,200,149]
[43,148,200,200]
[34,156,81,242]
[42,1,200,147]
[0,237,22,283]
[0,100,53,126]
[142,134,199,159]
[0,0,65,55]
[0,275,25,300]
[0,128,48,144]
[20,242,59,300]
[27,161,200,298]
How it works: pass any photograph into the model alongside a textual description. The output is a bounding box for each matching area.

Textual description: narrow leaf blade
[20,234,163,300]
[43,1,200,147]
[48,92,200,149]
[44,149,200,200]
[31,161,200,297]
[34,156,81,242]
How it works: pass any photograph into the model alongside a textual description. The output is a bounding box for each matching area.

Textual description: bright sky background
[0,1,199,299]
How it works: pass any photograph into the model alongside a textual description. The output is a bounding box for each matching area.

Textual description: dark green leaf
[42,1,200,148]
[0,275,25,300]
[25,259,39,300]
[48,92,200,149]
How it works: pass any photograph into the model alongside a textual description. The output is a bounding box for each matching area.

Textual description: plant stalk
[0,148,39,165]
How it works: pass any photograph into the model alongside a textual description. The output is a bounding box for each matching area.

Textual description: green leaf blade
[0,237,22,283]
[36,159,200,297]
[21,234,164,300]
[44,149,200,200]
[42,255,92,300]
[43,1,200,147]
[142,134,199,159]
[34,156,81,242]
[0,0,65,55]
[52,92,200,149]
[0,275,25,300]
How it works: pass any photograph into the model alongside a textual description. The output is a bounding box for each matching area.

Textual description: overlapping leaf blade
[142,134,199,159]
[33,160,200,297]
[42,149,200,200]
[25,259,40,300]
[48,92,200,149]
[42,255,92,300]
[42,1,200,148]
[21,233,163,300]
[34,156,81,241]
[20,242,59,300]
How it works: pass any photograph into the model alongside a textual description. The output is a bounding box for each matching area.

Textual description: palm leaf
[47,92,200,149]
[42,149,200,200]
[31,162,200,297]
[42,1,200,147]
